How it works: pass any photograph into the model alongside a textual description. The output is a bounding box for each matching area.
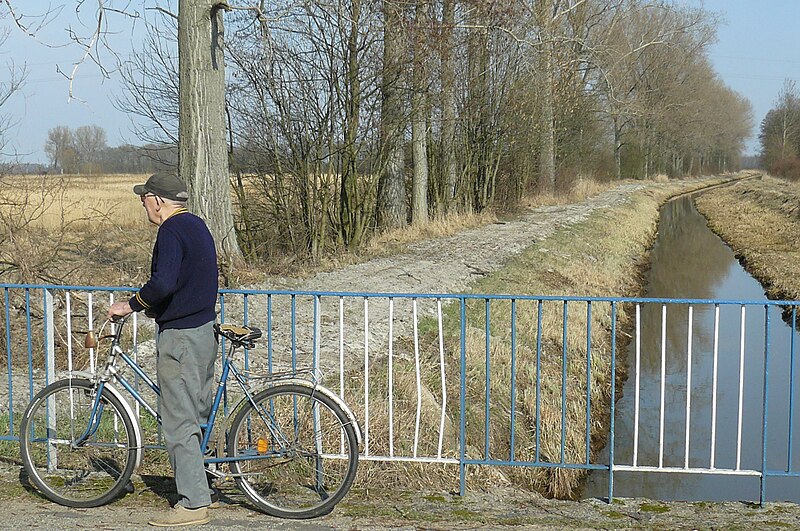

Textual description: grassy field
[2,173,150,230]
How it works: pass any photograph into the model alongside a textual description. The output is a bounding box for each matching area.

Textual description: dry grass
[1,173,149,230]
[0,173,157,291]
[367,211,497,252]
[695,173,800,301]
[521,177,619,209]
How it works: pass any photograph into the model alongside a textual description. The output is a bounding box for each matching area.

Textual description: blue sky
[1,3,148,163]
[690,0,800,155]
[1,1,798,162]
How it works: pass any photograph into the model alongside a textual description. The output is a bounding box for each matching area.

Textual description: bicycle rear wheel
[19,378,137,507]
[227,383,359,519]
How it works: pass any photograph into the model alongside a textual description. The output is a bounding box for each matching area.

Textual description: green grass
[639,502,670,513]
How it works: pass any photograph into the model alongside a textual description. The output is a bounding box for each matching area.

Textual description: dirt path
[279,182,649,295]
[222,181,654,374]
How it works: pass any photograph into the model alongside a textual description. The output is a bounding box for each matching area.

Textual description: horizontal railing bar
[359,456,460,465]
[216,289,800,306]
[3,282,799,306]
[613,465,761,476]
[765,471,800,478]
[462,460,606,471]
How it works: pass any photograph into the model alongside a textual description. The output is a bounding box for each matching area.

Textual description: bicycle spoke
[20,379,137,507]
[228,384,358,519]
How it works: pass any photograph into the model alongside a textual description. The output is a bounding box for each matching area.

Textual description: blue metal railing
[2,282,800,504]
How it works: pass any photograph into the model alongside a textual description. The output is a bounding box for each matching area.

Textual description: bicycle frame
[79,319,325,469]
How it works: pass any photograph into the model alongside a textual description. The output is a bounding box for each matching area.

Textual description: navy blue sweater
[128,209,218,330]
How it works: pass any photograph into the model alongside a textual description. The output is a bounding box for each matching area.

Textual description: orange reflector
[257,438,269,454]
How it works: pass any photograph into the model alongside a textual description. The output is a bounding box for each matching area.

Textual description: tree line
[6,1,754,263]
[114,0,753,261]
[759,80,800,179]
[42,125,176,175]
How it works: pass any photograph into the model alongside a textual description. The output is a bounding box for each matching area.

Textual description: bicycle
[18,316,361,519]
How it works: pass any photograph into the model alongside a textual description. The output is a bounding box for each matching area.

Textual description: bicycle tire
[19,378,138,507]
[227,383,359,519]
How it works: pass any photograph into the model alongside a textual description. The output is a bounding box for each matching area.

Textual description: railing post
[44,288,57,470]
[608,302,617,503]
[760,305,770,506]
[459,298,467,496]
[44,289,55,387]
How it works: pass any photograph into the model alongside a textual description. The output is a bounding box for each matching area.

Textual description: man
[107,173,218,527]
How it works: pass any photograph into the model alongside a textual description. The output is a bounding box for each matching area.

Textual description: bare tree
[0,21,27,154]
[376,0,409,231]
[43,126,75,173]
[410,0,430,224]
[440,0,458,209]
[760,79,800,177]
[535,0,557,192]
[115,13,180,149]
[73,124,108,173]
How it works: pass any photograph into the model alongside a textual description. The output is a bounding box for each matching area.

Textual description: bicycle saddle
[214,323,263,345]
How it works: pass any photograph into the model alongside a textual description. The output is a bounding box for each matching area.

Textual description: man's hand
[107,301,134,320]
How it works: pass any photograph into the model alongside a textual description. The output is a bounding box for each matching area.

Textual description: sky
[0,3,151,163]
[690,0,800,155]
[1,1,799,163]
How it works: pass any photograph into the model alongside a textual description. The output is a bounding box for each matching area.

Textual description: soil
[4,174,800,528]
[1,460,800,530]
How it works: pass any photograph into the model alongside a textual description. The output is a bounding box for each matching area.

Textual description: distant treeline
[36,124,177,175]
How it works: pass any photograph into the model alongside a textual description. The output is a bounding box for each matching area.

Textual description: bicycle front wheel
[227,384,359,519]
[19,378,138,507]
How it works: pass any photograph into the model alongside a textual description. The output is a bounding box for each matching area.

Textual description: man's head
[133,173,189,202]
[133,173,188,225]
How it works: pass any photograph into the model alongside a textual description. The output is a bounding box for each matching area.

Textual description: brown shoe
[148,506,210,527]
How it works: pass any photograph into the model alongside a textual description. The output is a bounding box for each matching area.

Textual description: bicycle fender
[66,372,144,470]
[279,379,363,447]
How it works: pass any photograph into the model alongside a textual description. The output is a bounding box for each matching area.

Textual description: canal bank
[695,174,800,302]
[584,191,800,503]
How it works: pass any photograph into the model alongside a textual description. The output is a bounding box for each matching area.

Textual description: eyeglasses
[140,193,158,201]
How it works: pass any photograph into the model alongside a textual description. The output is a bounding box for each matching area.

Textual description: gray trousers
[156,321,217,509]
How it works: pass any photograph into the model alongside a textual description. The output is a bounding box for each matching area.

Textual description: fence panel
[2,283,799,504]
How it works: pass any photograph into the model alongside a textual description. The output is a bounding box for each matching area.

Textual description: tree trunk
[538,4,556,193]
[441,0,458,209]
[376,1,407,231]
[466,19,491,212]
[411,0,429,225]
[339,0,363,249]
[178,0,242,260]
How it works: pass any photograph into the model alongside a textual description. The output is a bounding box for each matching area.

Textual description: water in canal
[584,193,800,502]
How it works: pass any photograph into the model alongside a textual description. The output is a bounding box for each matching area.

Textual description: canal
[584,193,800,502]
